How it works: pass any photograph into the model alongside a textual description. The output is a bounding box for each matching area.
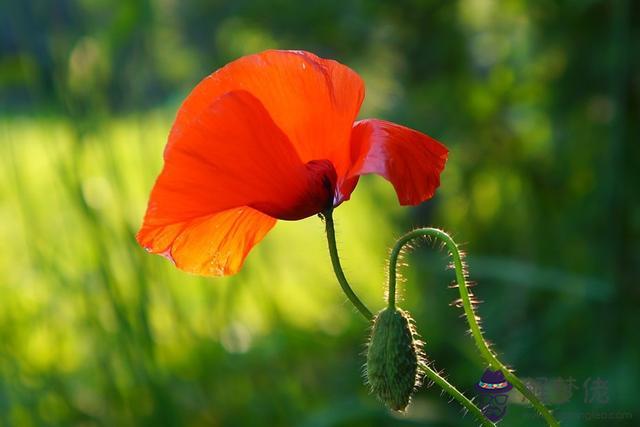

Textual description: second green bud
[366,307,423,411]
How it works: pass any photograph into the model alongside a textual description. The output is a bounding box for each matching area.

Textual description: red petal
[137,90,338,275]
[345,119,448,205]
[171,50,364,179]
[138,207,276,276]
[146,90,336,224]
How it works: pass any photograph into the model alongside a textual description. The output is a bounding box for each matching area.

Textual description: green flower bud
[366,307,423,411]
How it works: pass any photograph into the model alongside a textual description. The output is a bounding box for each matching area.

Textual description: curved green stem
[323,208,373,321]
[388,228,559,427]
[419,361,495,427]
[322,212,494,426]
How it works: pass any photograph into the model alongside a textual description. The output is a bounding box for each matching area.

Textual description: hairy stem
[322,212,494,426]
[388,228,560,427]
[419,362,495,427]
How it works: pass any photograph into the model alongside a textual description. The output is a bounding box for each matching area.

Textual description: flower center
[250,159,337,220]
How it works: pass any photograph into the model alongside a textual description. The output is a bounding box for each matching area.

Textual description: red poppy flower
[137,50,448,276]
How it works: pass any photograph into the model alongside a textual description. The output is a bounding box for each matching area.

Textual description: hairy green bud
[366,307,422,411]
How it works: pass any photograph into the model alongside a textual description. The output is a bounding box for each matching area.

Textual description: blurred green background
[1,0,638,426]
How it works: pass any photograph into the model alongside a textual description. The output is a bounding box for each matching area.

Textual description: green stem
[322,212,494,426]
[388,228,560,427]
[418,361,495,427]
[323,208,373,321]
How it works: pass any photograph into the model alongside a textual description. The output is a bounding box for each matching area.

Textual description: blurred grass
[0,110,635,427]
